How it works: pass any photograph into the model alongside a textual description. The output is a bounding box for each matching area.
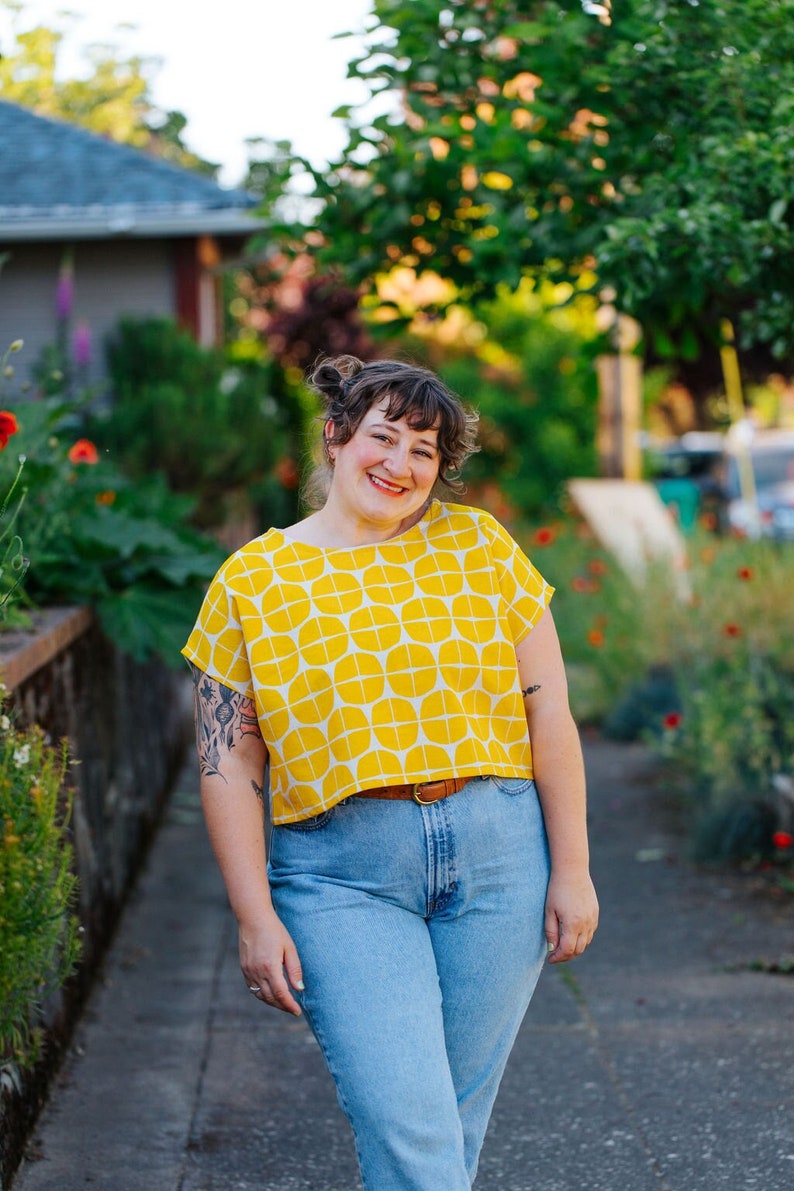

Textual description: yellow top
[182,502,553,823]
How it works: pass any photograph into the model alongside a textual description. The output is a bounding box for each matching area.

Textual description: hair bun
[309,355,365,404]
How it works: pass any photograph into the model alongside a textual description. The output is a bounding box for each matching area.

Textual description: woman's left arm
[514,607,599,963]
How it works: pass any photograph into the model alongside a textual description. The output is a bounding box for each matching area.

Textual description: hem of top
[513,585,555,645]
[270,765,535,825]
[179,651,255,699]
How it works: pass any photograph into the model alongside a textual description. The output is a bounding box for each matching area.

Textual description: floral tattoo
[190,663,263,782]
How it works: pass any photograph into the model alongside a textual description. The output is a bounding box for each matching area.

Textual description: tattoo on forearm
[521,684,541,697]
[251,778,265,804]
[190,663,262,781]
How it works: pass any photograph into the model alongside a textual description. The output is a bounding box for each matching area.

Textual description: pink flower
[73,322,92,367]
[56,265,74,321]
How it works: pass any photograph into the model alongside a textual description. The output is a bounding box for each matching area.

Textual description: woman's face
[327,399,441,533]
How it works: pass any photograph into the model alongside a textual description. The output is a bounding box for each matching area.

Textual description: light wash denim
[268,775,550,1191]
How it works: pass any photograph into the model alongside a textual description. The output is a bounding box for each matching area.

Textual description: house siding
[0,239,177,391]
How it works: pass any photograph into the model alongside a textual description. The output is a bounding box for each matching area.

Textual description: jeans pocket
[491,776,535,796]
[279,807,337,833]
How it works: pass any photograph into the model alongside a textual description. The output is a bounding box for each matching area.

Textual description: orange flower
[95,490,116,506]
[587,558,607,575]
[0,410,19,449]
[722,623,742,638]
[587,628,605,647]
[533,526,555,547]
[68,438,99,464]
[737,566,754,581]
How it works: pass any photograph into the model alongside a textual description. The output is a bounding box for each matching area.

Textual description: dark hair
[304,355,479,508]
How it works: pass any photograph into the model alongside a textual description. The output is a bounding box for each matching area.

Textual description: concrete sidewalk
[12,739,794,1191]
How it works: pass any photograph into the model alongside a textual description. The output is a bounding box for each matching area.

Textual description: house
[0,99,261,388]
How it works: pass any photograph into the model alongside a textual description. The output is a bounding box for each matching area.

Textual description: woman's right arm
[190,665,303,1015]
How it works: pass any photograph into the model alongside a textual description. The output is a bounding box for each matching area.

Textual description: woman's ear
[324,420,336,463]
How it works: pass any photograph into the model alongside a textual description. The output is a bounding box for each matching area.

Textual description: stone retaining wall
[0,608,191,1189]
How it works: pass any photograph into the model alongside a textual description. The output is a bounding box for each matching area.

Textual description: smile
[368,474,407,495]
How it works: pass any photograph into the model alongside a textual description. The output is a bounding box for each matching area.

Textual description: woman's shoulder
[429,501,506,539]
[212,528,284,585]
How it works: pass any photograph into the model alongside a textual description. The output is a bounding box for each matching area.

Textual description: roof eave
[0,208,263,242]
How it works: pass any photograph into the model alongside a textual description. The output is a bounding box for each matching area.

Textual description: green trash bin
[654,477,701,532]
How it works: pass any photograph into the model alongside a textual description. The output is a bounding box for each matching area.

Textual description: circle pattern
[183,503,553,823]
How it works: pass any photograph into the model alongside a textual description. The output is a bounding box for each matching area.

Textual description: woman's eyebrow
[370,420,439,450]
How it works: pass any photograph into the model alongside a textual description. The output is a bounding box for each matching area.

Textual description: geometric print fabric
[183,502,553,823]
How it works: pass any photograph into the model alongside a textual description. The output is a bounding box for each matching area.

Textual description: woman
[183,355,598,1191]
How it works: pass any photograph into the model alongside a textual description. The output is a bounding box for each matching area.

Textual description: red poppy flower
[662,712,682,730]
[95,490,116,506]
[722,623,742,638]
[0,410,19,449]
[587,628,605,648]
[533,526,555,546]
[588,559,607,575]
[274,456,300,490]
[737,566,754,581]
[68,438,99,465]
[772,831,793,850]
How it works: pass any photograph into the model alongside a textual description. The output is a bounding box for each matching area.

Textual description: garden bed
[0,607,191,1189]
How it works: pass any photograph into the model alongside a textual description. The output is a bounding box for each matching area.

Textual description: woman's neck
[283,501,431,549]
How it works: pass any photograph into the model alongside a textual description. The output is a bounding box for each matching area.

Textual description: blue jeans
[268,776,550,1191]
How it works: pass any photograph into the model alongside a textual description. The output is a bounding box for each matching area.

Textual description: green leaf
[96,587,201,665]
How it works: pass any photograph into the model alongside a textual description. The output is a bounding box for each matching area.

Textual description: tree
[0,5,218,175]
[292,0,794,379]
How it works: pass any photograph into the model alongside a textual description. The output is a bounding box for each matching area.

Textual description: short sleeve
[181,566,254,697]
[484,516,554,645]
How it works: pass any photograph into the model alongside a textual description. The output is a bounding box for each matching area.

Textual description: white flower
[13,744,31,769]
[0,715,10,731]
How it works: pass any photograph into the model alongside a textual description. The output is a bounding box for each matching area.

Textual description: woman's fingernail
[296,979,305,990]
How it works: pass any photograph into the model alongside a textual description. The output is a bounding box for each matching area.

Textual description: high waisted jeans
[268,775,550,1191]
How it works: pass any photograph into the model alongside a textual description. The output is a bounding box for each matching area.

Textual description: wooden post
[595,300,642,479]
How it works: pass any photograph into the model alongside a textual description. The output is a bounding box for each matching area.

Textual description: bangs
[380,383,444,432]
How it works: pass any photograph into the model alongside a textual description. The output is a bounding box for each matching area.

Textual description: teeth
[369,474,404,493]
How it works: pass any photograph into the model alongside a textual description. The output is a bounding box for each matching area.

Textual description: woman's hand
[239,908,305,1015]
[544,869,599,964]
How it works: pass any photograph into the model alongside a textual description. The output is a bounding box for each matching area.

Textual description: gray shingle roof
[0,99,261,239]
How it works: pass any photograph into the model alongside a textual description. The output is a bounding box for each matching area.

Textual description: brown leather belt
[356,777,469,805]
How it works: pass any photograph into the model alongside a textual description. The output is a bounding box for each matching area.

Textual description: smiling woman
[182,353,599,1190]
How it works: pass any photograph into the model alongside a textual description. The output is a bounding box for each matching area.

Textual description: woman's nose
[383,444,410,476]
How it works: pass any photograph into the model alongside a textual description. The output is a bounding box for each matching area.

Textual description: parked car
[718,430,794,540]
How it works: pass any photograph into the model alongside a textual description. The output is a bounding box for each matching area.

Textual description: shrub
[0,696,80,1069]
[0,390,225,664]
[93,317,303,529]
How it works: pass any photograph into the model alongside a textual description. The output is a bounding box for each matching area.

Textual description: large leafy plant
[0,393,225,664]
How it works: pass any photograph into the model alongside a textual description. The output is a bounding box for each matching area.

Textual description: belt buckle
[411,780,443,805]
